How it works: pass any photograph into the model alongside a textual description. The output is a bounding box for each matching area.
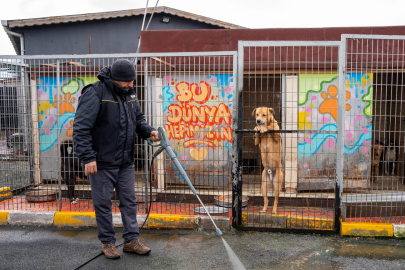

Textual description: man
[73,59,160,259]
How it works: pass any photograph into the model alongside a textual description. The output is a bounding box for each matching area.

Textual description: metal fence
[341,35,405,224]
[1,34,405,232]
[232,41,345,233]
[0,52,237,218]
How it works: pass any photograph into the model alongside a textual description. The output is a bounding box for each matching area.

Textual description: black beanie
[110,59,136,82]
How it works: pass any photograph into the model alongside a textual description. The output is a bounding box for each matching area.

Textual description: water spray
[147,127,223,236]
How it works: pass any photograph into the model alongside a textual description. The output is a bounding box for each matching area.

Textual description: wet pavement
[1,226,405,270]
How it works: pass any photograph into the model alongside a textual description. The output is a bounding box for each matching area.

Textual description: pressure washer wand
[147,127,223,236]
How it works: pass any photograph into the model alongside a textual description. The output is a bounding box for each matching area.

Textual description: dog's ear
[252,108,256,117]
[267,108,274,122]
[268,108,274,116]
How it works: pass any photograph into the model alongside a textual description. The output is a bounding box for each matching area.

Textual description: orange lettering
[205,106,217,125]
[176,82,193,103]
[192,81,212,104]
[215,103,231,125]
[167,104,181,124]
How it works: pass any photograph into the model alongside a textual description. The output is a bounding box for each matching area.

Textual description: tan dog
[252,107,283,214]
[371,144,384,180]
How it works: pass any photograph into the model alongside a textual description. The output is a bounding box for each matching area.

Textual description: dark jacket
[73,67,155,169]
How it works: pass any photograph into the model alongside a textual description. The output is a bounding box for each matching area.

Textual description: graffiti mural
[162,74,234,186]
[298,73,373,181]
[37,76,98,179]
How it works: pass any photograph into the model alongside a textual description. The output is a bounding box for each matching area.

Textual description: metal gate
[232,41,345,232]
[341,34,405,224]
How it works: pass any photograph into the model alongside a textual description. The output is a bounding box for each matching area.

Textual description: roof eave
[6,6,246,29]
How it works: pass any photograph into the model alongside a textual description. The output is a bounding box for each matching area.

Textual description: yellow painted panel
[54,212,96,227]
[288,216,334,231]
[0,211,9,225]
[0,187,11,192]
[341,222,393,237]
[148,214,196,229]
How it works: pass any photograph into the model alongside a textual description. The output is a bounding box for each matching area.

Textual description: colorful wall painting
[297,73,373,182]
[37,76,98,179]
[162,74,234,186]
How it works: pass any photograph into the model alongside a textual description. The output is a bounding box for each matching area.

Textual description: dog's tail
[60,139,74,157]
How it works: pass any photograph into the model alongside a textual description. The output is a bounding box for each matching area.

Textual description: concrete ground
[1,226,405,270]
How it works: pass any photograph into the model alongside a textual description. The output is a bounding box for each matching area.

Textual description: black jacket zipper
[121,95,129,167]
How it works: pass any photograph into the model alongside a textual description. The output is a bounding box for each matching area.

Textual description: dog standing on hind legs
[253,107,284,214]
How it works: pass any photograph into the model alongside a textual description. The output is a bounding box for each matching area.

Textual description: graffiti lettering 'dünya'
[165,81,233,148]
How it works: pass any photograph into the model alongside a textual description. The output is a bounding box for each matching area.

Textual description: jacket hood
[97,67,112,81]
[97,66,135,97]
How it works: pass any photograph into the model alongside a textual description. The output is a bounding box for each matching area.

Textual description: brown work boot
[123,239,151,255]
[101,243,120,259]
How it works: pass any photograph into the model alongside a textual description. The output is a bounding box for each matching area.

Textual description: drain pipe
[1,21,24,56]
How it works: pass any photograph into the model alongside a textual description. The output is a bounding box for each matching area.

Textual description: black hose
[74,156,156,270]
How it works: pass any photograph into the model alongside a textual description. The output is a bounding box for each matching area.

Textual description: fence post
[56,59,62,211]
[144,57,149,211]
[336,40,346,232]
[30,78,41,185]
[20,58,29,154]
[232,44,243,229]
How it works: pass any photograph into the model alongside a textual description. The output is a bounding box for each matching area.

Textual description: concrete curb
[393,224,405,238]
[0,211,231,232]
[54,212,97,227]
[2,211,405,238]
[8,211,56,226]
[341,222,396,237]
[0,211,9,225]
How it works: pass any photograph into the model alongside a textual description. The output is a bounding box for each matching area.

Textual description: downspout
[1,20,24,56]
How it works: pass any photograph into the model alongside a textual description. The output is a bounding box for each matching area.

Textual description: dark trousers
[89,164,139,244]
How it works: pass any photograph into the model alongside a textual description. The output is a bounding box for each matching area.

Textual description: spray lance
[147,127,223,236]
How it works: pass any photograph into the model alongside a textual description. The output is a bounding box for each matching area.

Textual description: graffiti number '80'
[176,81,212,104]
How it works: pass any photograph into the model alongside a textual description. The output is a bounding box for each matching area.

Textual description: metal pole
[144,57,149,211]
[57,59,62,211]
[232,44,243,229]
[336,39,346,232]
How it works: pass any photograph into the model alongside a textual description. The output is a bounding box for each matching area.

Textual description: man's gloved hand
[85,161,97,176]
[150,131,160,142]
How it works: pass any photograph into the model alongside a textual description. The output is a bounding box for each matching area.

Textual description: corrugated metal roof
[6,6,246,29]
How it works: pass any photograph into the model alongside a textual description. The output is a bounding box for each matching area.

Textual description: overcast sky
[1,0,405,55]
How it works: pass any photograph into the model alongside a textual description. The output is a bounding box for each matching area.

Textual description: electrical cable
[74,156,156,270]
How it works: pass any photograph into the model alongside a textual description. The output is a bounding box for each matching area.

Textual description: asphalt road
[1,226,405,270]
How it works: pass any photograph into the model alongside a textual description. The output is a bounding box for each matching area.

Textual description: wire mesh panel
[342,35,405,224]
[0,60,31,198]
[0,52,237,220]
[233,41,344,232]
[146,54,236,217]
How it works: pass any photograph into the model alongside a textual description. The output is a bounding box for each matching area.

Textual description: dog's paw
[259,209,267,213]
[272,210,278,214]
[260,127,268,133]
[254,126,261,132]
